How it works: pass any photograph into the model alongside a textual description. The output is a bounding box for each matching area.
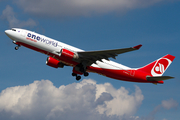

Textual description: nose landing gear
[15,46,20,50]
[13,41,20,50]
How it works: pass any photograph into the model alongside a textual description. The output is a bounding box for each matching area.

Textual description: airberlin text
[26,33,58,47]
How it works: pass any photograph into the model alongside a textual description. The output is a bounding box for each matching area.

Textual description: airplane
[5,28,175,84]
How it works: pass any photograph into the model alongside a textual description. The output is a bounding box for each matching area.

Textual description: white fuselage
[5,28,130,70]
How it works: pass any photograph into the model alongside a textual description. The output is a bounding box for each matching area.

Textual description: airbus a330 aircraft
[5,28,175,84]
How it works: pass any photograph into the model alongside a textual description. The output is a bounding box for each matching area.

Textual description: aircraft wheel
[15,46,19,50]
[84,72,89,77]
[72,73,77,76]
[76,76,81,81]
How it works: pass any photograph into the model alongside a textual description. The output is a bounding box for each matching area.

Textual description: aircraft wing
[77,44,142,65]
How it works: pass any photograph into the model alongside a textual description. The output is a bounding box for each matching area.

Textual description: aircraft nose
[5,30,10,35]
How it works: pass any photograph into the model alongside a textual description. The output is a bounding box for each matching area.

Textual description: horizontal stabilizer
[147,76,174,81]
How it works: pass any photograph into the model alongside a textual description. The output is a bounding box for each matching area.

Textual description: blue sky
[0,0,180,120]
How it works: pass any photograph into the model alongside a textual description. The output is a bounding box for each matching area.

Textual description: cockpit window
[11,28,16,31]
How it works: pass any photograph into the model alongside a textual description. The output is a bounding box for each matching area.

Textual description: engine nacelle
[46,57,64,68]
[60,49,79,60]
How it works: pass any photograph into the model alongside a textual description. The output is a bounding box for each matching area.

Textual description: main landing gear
[72,73,81,81]
[72,72,89,81]
[72,62,89,81]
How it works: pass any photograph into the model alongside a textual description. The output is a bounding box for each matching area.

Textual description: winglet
[133,44,142,49]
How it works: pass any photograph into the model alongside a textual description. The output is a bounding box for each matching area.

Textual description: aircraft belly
[87,66,154,83]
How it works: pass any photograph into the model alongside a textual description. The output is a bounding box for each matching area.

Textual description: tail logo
[151,58,171,76]
[155,63,164,74]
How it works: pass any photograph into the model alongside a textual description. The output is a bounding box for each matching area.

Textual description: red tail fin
[138,54,175,77]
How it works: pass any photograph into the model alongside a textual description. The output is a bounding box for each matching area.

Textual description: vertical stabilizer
[138,54,175,77]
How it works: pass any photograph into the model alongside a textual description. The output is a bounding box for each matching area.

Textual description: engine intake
[46,57,64,68]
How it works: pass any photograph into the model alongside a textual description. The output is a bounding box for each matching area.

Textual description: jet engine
[46,57,64,68]
[60,49,79,60]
